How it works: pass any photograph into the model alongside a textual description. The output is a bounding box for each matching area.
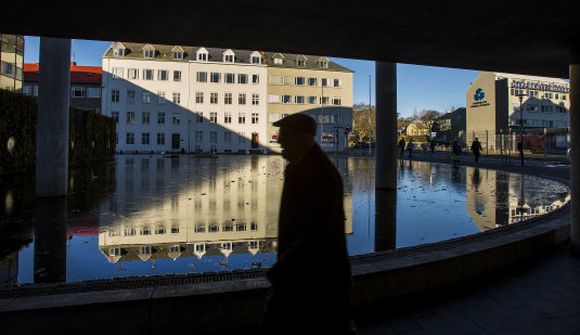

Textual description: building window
[173,51,183,60]
[142,112,150,124]
[332,97,342,106]
[128,68,139,79]
[252,74,260,84]
[225,73,235,84]
[195,112,203,123]
[210,72,220,83]
[210,92,218,104]
[142,133,150,145]
[308,78,317,86]
[111,111,119,123]
[239,113,246,124]
[126,111,135,124]
[142,69,154,80]
[112,67,124,79]
[295,77,305,86]
[113,48,125,57]
[224,54,235,63]
[158,70,168,81]
[238,74,248,84]
[197,52,208,61]
[210,112,218,123]
[321,78,328,87]
[87,87,101,98]
[196,71,207,83]
[143,91,152,104]
[71,86,86,98]
[127,90,135,104]
[238,93,246,105]
[320,96,329,105]
[172,92,181,104]
[111,89,120,103]
[172,113,180,125]
[195,92,204,104]
[173,70,181,82]
[319,61,328,68]
[157,133,165,145]
[157,91,165,104]
[195,131,203,143]
[333,79,341,87]
[224,93,233,105]
[282,95,292,104]
[251,113,259,124]
[144,49,155,58]
[158,112,165,124]
[252,94,260,105]
[307,96,317,104]
[295,96,305,104]
[251,56,261,64]
[273,57,283,65]
[126,132,135,144]
[224,113,232,124]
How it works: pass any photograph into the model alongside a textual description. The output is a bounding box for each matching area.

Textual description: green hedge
[0,89,115,174]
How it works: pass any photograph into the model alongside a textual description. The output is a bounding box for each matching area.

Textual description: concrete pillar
[34,198,68,283]
[36,37,71,197]
[570,61,580,252]
[374,189,397,252]
[375,62,398,190]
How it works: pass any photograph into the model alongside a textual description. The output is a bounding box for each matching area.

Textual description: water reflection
[0,156,570,284]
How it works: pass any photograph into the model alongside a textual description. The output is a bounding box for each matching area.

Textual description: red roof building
[23,63,102,112]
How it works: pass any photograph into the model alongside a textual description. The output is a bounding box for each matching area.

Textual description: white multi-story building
[102,42,354,153]
[102,42,268,153]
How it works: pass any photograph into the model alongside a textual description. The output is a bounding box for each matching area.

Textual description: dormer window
[273,53,285,65]
[196,48,209,61]
[250,51,262,64]
[143,45,156,59]
[113,48,125,57]
[296,55,308,67]
[172,46,184,60]
[318,58,329,68]
[223,50,236,63]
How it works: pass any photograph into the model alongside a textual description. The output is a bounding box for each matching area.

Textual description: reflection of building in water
[99,155,353,263]
[466,167,570,229]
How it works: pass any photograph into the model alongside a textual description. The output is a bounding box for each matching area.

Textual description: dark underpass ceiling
[1,0,578,78]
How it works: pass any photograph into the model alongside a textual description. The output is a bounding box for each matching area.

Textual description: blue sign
[474,88,485,101]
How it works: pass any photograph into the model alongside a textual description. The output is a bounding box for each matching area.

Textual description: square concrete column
[375,62,398,190]
[570,60,579,252]
[36,37,71,197]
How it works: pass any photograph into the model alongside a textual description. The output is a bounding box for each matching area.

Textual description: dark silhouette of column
[36,37,71,197]
[374,189,397,252]
[34,198,68,283]
[375,62,398,190]
[570,52,579,253]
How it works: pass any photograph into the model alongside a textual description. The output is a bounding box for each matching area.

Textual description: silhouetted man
[471,137,483,163]
[398,138,406,158]
[261,113,354,334]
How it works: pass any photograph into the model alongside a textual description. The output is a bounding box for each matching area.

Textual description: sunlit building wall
[265,53,354,152]
[0,34,24,92]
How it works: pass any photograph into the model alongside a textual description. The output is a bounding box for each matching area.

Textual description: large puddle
[0,155,569,285]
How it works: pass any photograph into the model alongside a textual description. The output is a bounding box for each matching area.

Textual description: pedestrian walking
[407,139,414,159]
[261,113,355,335]
[471,137,483,163]
[398,138,406,159]
[452,139,461,166]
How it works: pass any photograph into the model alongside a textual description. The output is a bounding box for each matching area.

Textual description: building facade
[102,42,353,153]
[265,52,353,152]
[23,63,102,112]
[466,72,570,151]
[0,34,24,92]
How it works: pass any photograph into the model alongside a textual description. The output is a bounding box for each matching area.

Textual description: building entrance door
[251,133,259,148]
[172,133,180,150]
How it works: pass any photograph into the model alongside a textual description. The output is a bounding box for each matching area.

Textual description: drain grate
[0,269,267,299]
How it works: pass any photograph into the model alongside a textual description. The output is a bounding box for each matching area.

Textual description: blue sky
[24,36,479,117]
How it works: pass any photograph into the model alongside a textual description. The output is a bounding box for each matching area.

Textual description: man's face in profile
[278,127,299,162]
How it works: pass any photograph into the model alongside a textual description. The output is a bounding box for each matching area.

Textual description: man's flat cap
[273,113,317,136]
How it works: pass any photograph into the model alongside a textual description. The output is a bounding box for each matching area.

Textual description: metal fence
[463,128,569,156]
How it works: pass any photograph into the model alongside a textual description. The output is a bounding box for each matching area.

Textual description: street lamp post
[517,92,527,167]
